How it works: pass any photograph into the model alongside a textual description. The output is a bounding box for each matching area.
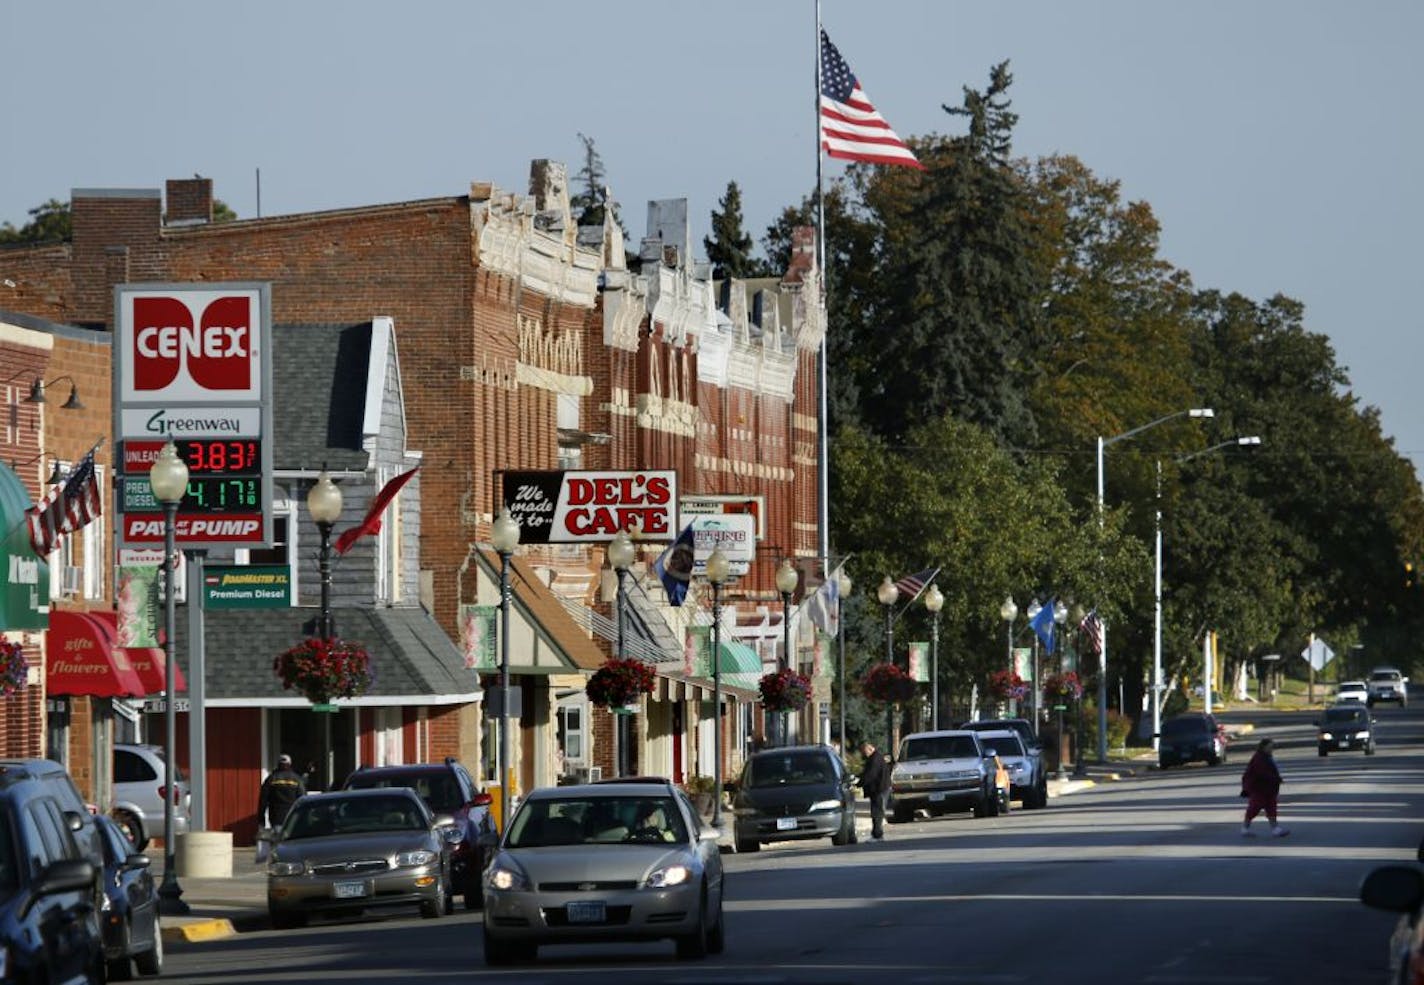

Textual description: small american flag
[27,450,101,557]
[894,567,939,603]
[820,30,923,170]
[1080,610,1104,657]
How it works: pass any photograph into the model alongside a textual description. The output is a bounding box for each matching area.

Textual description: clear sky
[3,1,1419,469]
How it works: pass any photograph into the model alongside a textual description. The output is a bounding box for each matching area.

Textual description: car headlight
[395,850,436,867]
[486,857,532,892]
[1358,730,1371,738]
[809,799,843,811]
[268,860,306,876]
[647,864,690,888]
[1320,732,1333,741]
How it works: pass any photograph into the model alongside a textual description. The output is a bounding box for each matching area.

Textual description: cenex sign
[113,284,274,550]
[501,470,677,543]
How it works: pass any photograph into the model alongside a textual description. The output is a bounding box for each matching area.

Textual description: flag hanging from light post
[807,563,842,636]
[1080,609,1104,656]
[653,524,695,606]
[1029,598,1057,652]
[820,29,924,170]
[893,567,939,605]
[334,467,419,555]
[27,447,101,557]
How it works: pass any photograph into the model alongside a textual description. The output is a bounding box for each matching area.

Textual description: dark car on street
[1317,704,1376,756]
[342,758,495,909]
[730,745,856,852]
[1156,712,1228,769]
[0,762,104,985]
[95,813,162,979]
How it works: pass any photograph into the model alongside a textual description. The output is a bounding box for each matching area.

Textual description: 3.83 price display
[179,439,260,475]
[182,476,262,513]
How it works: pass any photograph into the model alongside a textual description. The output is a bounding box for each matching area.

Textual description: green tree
[570,132,620,230]
[0,199,71,244]
[704,181,764,280]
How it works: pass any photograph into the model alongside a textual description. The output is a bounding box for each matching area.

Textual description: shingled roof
[272,323,372,471]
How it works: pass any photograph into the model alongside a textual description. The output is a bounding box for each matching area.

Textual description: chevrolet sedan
[482,781,724,965]
[266,788,456,928]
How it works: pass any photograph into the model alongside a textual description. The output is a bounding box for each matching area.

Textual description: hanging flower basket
[586,657,656,709]
[1042,671,1084,701]
[987,669,1029,702]
[863,663,917,704]
[0,641,27,697]
[759,668,812,713]
[273,637,374,706]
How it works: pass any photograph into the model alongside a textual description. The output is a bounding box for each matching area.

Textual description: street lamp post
[876,577,900,749]
[836,569,852,754]
[306,471,343,792]
[1096,407,1213,762]
[706,549,731,827]
[775,559,799,748]
[1000,597,1017,715]
[1027,599,1042,724]
[149,441,189,915]
[491,508,521,832]
[1069,603,1087,778]
[924,585,944,729]
[608,530,635,778]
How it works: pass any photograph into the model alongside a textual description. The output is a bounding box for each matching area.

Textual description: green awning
[716,640,762,674]
[0,464,47,631]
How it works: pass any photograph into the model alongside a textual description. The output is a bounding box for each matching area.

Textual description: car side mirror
[24,859,95,916]
[63,810,85,833]
[698,825,722,843]
[469,792,493,808]
[123,853,152,871]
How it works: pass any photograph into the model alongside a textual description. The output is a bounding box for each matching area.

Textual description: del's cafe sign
[502,470,676,543]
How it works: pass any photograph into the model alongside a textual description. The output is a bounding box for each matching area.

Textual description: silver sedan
[265,788,456,928]
[482,781,725,965]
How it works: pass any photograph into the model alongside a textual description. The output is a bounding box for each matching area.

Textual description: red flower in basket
[987,669,1028,701]
[0,641,27,696]
[863,663,917,704]
[759,668,812,713]
[1042,671,1084,700]
[586,657,656,709]
[273,637,374,705]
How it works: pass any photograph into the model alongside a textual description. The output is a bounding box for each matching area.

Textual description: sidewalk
[155,749,1165,945]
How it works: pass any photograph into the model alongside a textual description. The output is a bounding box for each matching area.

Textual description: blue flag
[1029,597,1057,651]
[653,524,695,606]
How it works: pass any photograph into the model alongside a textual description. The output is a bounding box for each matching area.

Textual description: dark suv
[0,763,104,984]
[342,758,494,909]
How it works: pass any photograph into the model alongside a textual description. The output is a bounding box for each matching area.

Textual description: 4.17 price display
[183,477,262,513]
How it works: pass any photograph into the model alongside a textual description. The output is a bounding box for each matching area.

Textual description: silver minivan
[112,742,190,850]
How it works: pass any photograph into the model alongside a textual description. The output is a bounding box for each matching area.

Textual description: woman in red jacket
[1240,737,1289,837]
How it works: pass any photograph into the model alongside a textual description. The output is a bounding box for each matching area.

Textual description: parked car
[1156,713,1229,769]
[1368,667,1409,708]
[1317,704,1376,756]
[976,729,1033,811]
[960,718,1049,808]
[1336,680,1369,703]
[265,788,457,929]
[730,744,856,853]
[482,780,724,965]
[1359,839,1424,985]
[890,730,995,822]
[112,742,191,852]
[341,758,495,909]
[95,813,162,979]
[0,762,104,985]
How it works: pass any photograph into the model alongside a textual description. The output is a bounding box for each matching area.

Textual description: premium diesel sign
[501,470,677,543]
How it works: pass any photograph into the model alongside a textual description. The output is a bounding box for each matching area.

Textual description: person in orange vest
[989,750,1011,814]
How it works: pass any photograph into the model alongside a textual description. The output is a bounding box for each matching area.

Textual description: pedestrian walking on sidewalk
[859,741,892,840]
[258,754,307,828]
[1240,738,1288,837]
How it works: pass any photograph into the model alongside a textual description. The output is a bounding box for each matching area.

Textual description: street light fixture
[148,441,189,915]
[608,530,635,778]
[1096,406,1213,762]
[305,471,344,791]
[876,577,900,749]
[1000,596,1017,716]
[1069,602,1087,778]
[1026,599,1043,722]
[775,559,800,748]
[836,568,852,754]
[924,584,944,729]
[491,508,521,832]
[706,549,731,827]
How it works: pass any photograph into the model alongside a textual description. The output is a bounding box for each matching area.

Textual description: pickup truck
[1367,667,1409,708]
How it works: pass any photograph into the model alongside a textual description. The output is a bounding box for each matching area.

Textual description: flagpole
[814,0,830,576]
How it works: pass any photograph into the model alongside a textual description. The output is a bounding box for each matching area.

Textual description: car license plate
[567,901,606,924]
[333,880,368,899]
[776,817,797,831]
[929,792,947,802]
[1339,740,1350,748]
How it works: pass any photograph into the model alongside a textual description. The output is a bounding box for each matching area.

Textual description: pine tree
[704,181,762,279]
[570,133,619,230]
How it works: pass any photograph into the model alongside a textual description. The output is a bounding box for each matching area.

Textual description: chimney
[165,177,214,225]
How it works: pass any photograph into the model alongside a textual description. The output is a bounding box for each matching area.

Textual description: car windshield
[347,772,464,813]
[506,795,687,847]
[282,794,425,839]
[980,734,1025,756]
[1323,708,1367,725]
[0,812,16,896]
[900,735,980,761]
[1371,671,1400,682]
[1341,682,1365,690]
[745,752,834,788]
[1162,718,1207,738]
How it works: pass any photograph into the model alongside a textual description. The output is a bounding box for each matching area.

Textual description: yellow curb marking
[167,918,236,942]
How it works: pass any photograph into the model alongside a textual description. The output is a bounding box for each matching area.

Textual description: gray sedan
[265,788,456,928]
[482,781,724,965]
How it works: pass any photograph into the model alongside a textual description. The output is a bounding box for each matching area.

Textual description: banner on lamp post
[907,642,930,683]
[460,604,498,671]
[1013,647,1033,681]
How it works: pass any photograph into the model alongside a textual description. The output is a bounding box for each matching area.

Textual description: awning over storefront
[0,463,48,631]
[87,611,185,694]
[47,610,147,697]
[716,639,763,691]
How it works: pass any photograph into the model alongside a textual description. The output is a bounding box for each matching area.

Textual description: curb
[162,918,237,943]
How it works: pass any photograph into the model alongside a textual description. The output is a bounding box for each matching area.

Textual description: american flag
[894,567,939,603]
[27,449,101,557]
[1080,609,1104,657]
[820,30,923,170]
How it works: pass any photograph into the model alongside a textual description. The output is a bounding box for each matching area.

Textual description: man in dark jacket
[859,741,892,840]
[258,753,307,828]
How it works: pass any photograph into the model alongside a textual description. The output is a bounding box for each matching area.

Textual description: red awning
[47,610,149,698]
[87,611,185,695]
